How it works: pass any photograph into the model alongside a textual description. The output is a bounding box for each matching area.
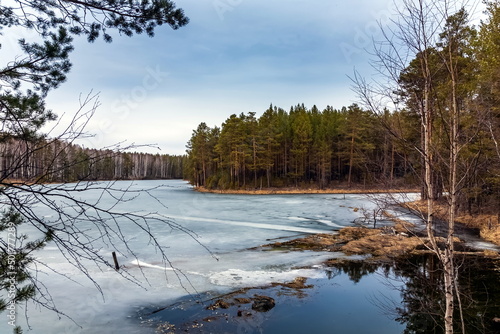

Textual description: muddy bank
[402,200,500,247]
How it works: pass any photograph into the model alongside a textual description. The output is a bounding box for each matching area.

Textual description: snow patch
[209,268,326,287]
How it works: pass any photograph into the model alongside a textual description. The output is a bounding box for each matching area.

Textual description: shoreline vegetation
[404,200,500,247]
[194,185,419,195]
[263,222,499,259]
[259,201,500,258]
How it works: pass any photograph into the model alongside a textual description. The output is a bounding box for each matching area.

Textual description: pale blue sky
[37,0,483,154]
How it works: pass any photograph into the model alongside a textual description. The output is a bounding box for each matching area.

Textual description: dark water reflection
[398,255,500,334]
[329,255,500,334]
[142,255,500,334]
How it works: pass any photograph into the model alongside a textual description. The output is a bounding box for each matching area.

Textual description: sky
[6,0,486,155]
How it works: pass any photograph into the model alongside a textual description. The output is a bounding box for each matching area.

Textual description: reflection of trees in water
[325,260,380,283]
[394,256,446,334]
[397,255,500,334]
[327,255,500,334]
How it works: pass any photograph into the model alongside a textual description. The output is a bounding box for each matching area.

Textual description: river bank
[194,186,419,195]
[403,200,500,247]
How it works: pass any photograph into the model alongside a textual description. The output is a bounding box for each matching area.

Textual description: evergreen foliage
[0,1,189,330]
[186,104,419,190]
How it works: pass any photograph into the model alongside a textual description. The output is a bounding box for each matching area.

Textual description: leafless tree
[352,0,483,332]
[0,93,214,331]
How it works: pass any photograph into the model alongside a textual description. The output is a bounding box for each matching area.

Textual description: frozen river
[2,180,413,333]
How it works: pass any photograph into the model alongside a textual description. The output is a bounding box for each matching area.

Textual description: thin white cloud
[34,0,483,155]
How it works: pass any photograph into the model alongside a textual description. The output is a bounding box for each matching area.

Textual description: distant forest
[185,104,418,190]
[0,138,185,182]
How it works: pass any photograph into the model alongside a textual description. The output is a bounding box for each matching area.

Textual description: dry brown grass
[1,179,34,185]
[263,233,339,252]
[338,226,380,240]
[405,200,500,246]
[341,234,422,257]
[266,227,425,259]
[195,186,417,195]
[272,277,312,289]
[266,223,498,260]
[455,213,500,245]
[339,227,422,257]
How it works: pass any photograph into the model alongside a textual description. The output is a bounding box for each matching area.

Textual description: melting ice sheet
[0,180,409,333]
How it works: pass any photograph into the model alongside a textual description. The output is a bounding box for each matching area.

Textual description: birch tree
[352,1,480,332]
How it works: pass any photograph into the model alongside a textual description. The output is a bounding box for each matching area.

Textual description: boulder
[251,295,275,312]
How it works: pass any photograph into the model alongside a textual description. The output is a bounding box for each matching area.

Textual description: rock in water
[206,299,230,310]
[251,295,275,312]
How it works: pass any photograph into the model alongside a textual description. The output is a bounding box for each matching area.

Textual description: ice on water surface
[1,180,398,333]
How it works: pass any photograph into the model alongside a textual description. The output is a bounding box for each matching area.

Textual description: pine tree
[258,105,281,188]
[289,104,312,186]
[0,1,190,330]
[474,1,500,215]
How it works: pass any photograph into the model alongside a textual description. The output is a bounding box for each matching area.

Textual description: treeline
[186,97,500,213]
[185,104,419,190]
[0,138,185,183]
[186,3,500,216]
